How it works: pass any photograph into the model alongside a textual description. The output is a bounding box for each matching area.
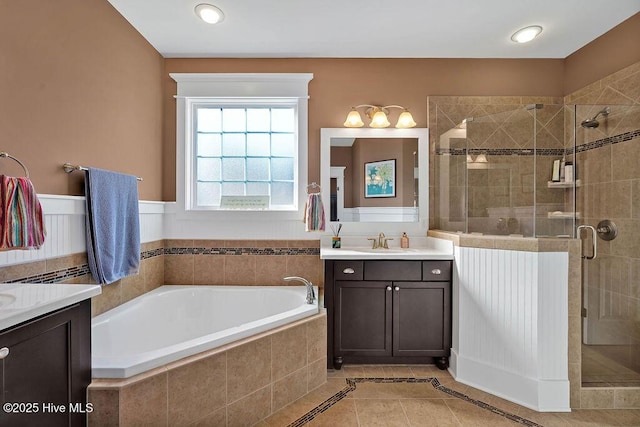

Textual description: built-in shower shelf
[547,179,581,188]
[547,211,580,219]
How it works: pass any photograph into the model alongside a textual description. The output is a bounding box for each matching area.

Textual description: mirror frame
[320,127,429,234]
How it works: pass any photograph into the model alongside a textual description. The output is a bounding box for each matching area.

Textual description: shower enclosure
[433,101,576,238]
[432,97,640,387]
[576,103,640,387]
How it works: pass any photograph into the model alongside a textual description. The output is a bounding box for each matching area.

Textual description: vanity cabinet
[325,259,452,370]
[0,300,92,427]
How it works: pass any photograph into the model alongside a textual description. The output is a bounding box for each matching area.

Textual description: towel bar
[63,163,143,181]
[0,152,30,178]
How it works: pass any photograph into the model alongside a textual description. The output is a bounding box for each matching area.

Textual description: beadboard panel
[452,246,569,412]
[0,195,165,267]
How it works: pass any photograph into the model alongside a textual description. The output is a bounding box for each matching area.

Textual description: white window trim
[171,73,313,221]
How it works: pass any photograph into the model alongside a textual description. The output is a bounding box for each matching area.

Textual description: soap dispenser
[401,232,410,248]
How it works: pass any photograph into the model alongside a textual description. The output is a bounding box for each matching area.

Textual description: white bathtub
[92,285,319,378]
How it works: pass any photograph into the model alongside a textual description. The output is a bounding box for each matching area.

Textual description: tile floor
[256,365,640,426]
[582,345,640,387]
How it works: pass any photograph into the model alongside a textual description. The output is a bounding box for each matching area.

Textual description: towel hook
[306,182,321,194]
[0,152,30,178]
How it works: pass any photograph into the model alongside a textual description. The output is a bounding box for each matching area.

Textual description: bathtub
[92,285,319,378]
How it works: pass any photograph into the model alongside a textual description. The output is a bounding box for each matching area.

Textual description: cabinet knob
[431,269,442,275]
[386,286,392,291]
[0,347,9,359]
[394,286,400,291]
[342,268,355,274]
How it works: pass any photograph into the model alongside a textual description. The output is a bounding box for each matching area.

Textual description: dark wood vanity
[324,259,452,370]
[0,296,94,427]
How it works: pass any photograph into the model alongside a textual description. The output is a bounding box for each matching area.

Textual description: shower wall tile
[612,138,640,181]
[611,219,640,259]
[604,181,632,219]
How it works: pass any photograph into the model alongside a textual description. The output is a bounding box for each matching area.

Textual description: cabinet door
[393,282,451,357]
[0,302,90,427]
[335,281,392,357]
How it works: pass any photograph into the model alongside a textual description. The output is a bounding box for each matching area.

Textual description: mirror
[320,128,429,227]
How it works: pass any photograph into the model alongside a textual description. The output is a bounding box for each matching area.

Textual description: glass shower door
[577,103,640,386]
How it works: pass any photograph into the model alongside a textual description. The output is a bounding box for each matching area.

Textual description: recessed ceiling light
[510,25,543,43]
[195,4,225,24]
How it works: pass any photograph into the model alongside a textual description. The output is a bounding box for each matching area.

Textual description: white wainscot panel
[450,246,569,412]
[0,196,165,268]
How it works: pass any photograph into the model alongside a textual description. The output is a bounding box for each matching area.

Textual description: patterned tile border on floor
[286,377,542,427]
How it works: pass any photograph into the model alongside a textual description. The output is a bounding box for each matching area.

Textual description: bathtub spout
[283,276,315,304]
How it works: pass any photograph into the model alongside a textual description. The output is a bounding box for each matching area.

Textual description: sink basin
[0,293,16,308]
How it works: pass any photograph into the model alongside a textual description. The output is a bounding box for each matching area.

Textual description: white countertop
[320,236,454,260]
[0,283,102,331]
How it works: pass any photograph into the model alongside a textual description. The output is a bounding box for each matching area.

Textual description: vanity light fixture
[343,105,417,128]
[195,3,225,24]
[510,25,543,43]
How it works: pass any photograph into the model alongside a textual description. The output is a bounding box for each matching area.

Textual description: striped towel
[0,175,46,250]
[303,193,325,232]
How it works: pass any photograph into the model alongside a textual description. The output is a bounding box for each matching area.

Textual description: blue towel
[85,168,140,285]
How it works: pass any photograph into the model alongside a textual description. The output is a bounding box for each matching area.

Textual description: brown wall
[2,1,635,203]
[0,0,164,200]
[163,58,565,201]
[564,13,640,95]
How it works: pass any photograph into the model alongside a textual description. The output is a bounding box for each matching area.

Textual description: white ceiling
[106,0,640,58]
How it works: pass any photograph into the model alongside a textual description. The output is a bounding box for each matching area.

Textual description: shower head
[581,107,610,128]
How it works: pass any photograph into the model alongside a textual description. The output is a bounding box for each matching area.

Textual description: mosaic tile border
[164,247,320,256]
[3,264,93,284]
[286,377,542,427]
[435,128,639,157]
[435,148,565,156]
[572,129,640,153]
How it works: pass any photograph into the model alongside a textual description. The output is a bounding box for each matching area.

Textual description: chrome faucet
[367,232,393,249]
[283,276,316,304]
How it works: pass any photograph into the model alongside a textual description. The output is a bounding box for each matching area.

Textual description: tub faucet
[283,276,316,304]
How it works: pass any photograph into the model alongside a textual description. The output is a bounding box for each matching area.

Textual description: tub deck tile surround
[88,311,327,426]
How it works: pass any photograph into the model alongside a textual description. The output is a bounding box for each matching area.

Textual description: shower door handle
[577,225,597,260]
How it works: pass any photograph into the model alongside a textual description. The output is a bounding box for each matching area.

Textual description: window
[193,101,297,210]
[171,73,313,215]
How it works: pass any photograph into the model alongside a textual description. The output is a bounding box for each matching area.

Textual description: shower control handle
[596,219,617,241]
